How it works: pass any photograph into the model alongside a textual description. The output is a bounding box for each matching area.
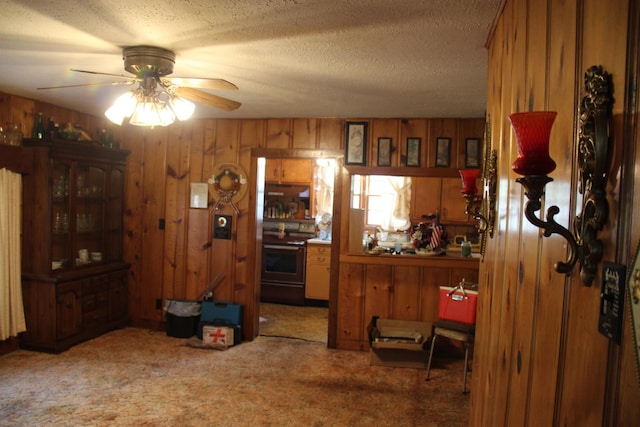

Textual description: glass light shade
[105,91,138,125]
[129,97,174,127]
[509,111,558,175]
[168,96,196,121]
[459,168,480,195]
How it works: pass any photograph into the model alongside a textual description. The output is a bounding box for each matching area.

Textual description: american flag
[430,210,441,250]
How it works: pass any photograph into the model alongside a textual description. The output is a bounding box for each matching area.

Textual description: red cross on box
[202,325,234,346]
[207,328,226,343]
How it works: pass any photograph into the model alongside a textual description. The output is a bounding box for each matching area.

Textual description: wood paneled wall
[0,93,484,342]
[472,0,640,425]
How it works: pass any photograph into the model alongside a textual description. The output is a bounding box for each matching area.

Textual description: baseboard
[0,335,20,356]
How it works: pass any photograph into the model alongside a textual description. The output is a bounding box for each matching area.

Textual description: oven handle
[263,244,303,251]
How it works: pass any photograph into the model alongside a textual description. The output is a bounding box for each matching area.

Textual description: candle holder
[459,168,489,232]
[510,65,613,286]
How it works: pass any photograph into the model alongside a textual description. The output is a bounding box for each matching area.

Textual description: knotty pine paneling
[265,119,291,148]
[141,130,169,322]
[317,119,343,150]
[471,0,636,426]
[291,118,318,149]
[418,267,448,324]
[337,263,366,350]
[390,266,421,321]
[184,120,209,300]
[523,0,571,423]
[363,264,394,340]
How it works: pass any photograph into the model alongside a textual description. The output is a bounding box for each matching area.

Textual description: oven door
[260,243,306,305]
[261,244,306,284]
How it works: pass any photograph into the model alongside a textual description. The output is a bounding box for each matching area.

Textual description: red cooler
[438,285,478,325]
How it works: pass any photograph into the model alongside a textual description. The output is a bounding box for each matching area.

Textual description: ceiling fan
[38,46,241,125]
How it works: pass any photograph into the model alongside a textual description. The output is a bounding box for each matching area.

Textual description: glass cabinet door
[51,160,71,271]
[73,164,105,267]
[106,168,124,261]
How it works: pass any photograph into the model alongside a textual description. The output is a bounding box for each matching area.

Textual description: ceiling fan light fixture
[105,90,138,125]
[168,95,196,121]
[129,95,174,127]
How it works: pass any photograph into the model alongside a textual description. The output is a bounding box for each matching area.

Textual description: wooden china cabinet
[20,138,130,353]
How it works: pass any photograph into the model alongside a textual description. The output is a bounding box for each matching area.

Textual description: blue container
[201,300,243,325]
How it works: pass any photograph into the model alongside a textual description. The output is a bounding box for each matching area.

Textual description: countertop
[307,238,332,245]
[340,250,480,268]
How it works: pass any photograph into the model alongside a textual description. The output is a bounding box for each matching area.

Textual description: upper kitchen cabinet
[265,158,313,184]
[411,177,479,224]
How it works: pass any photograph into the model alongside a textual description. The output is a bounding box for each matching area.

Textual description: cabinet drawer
[83,291,109,313]
[82,275,109,294]
[307,245,331,257]
[307,254,331,265]
[83,308,109,329]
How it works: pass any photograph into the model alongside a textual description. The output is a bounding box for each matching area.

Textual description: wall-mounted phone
[213,214,232,240]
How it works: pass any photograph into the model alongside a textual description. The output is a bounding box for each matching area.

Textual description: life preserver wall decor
[207,163,248,214]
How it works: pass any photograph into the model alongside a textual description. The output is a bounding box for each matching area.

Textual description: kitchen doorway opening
[255,155,337,344]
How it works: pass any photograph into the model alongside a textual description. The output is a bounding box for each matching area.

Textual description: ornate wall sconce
[509,65,613,286]
[459,168,488,232]
[458,134,497,239]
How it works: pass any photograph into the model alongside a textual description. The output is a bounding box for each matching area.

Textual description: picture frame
[377,137,392,166]
[436,137,451,167]
[345,122,368,165]
[465,138,481,168]
[406,137,421,167]
[190,182,209,209]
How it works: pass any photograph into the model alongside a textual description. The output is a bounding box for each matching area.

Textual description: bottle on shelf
[32,112,44,140]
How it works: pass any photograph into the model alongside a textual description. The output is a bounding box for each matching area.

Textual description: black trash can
[165,300,201,338]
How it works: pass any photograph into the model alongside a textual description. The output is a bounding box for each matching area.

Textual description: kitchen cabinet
[410,177,442,223]
[439,177,473,223]
[411,177,479,224]
[305,243,331,300]
[265,158,313,184]
[19,138,130,353]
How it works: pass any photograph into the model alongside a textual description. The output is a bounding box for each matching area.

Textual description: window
[351,175,412,231]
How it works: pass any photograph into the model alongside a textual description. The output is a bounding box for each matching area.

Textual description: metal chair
[425,319,475,393]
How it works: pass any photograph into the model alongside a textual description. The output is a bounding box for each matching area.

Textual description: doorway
[249,149,341,346]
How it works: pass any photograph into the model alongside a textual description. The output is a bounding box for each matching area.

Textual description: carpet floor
[0,304,470,426]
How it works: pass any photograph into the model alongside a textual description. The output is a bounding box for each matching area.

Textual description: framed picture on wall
[377,137,392,166]
[406,137,421,167]
[436,137,451,167]
[345,122,368,165]
[465,138,481,168]
[190,182,209,209]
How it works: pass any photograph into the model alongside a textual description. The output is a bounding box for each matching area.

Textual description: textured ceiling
[0,0,500,120]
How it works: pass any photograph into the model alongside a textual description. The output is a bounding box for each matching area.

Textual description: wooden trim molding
[0,145,33,174]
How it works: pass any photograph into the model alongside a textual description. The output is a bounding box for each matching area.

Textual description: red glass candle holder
[509,111,557,175]
[459,168,480,195]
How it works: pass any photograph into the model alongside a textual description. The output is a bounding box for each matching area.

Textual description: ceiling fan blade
[37,81,136,90]
[173,87,241,112]
[70,69,136,79]
[163,77,238,91]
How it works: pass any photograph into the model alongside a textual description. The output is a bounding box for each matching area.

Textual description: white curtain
[0,168,26,340]
[384,176,411,231]
[313,159,335,216]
